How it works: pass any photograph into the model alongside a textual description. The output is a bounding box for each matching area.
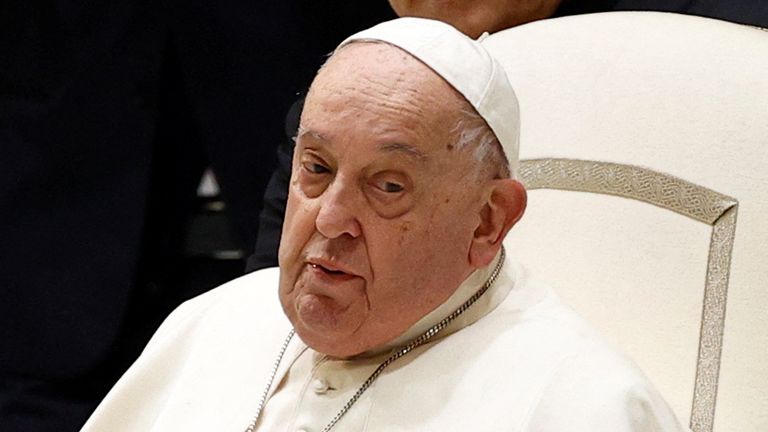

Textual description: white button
[312,378,330,394]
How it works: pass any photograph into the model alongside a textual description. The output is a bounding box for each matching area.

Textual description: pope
[82,18,688,432]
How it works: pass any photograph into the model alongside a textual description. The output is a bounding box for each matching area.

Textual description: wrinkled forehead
[299,42,483,167]
[304,42,472,128]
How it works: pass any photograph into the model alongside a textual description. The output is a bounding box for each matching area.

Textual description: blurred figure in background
[0,1,393,430]
[387,0,768,37]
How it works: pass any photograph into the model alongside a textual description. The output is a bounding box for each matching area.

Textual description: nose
[315,176,363,239]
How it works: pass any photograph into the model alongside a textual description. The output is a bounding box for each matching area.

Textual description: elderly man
[83,18,686,431]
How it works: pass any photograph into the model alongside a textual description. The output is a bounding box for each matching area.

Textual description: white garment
[82,256,688,431]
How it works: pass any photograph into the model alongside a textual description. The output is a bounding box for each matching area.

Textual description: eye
[369,172,409,198]
[364,171,413,218]
[379,181,404,193]
[297,154,332,199]
[303,161,330,175]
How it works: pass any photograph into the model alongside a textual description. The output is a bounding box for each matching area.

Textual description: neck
[353,249,507,358]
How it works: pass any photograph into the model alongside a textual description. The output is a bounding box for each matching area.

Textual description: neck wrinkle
[351,249,513,359]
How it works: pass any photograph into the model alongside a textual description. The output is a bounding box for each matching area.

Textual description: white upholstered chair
[486,12,768,432]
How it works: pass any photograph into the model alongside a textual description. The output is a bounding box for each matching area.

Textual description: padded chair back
[485,12,768,432]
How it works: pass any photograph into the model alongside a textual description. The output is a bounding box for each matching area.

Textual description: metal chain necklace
[245,247,505,432]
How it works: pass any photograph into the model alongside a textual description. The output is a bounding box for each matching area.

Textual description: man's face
[278,43,489,358]
[388,0,563,37]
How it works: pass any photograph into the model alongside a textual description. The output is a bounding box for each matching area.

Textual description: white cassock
[82,253,689,432]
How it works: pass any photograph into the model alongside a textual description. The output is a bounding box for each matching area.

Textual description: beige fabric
[484,11,768,432]
[81,260,686,431]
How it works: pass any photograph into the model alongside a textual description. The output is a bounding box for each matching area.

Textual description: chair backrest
[485,12,768,432]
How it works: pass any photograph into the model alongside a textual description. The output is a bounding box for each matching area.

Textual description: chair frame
[519,158,738,432]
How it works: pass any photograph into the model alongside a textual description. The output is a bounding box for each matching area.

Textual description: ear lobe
[469,179,527,267]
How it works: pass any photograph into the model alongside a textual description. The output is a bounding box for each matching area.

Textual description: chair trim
[519,158,738,432]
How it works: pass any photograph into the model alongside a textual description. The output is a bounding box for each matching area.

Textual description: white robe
[82,255,688,431]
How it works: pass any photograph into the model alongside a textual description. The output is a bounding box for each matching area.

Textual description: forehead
[300,43,467,149]
[316,42,441,91]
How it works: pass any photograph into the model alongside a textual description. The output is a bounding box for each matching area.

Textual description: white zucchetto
[338,17,521,177]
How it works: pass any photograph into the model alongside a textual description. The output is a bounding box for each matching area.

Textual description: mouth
[306,259,359,282]
[312,264,344,274]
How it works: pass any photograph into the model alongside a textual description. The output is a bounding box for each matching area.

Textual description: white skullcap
[338,17,520,177]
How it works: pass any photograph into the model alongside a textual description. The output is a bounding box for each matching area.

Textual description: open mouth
[313,264,346,275]
[308,262,357,281]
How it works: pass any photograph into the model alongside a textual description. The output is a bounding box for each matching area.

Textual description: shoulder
[484,269,649,386]
[375,264,687,431]
[82,268,292,431]
[476,265,611,364]
[470,268,687,430]
[143,267,286,353]
[522,342,687,431]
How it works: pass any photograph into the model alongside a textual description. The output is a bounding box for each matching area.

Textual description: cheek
[279,194,318,307]
[396,221,412,246]
[278,191,318,266]
[372,187,476,251]
[416,195,479,258]
[366,210,465,277]
[387,0,409,16]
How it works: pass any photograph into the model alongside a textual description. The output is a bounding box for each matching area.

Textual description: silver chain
[245,247,505,432]
[244,328,295,432]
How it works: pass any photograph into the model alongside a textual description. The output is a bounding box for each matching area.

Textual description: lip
[306,257,360,282]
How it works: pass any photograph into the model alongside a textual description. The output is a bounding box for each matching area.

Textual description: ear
[469,179,527,267]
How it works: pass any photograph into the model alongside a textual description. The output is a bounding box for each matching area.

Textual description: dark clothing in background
[0,1,394,430]
[247,97,304,271]
[246,0,768,272]
[558,0,768,24]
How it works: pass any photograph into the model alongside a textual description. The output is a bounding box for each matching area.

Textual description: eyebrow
[377,142,428,162]
[295,126,328,143]
[297,126,428,162]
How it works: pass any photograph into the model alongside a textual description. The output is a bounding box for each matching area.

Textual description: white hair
[451,107,511,180]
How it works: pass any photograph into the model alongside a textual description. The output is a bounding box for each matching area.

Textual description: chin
[284,297,367,357]
[294,326,367,359]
